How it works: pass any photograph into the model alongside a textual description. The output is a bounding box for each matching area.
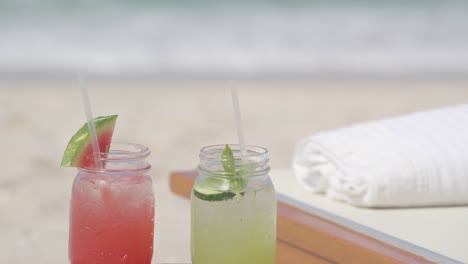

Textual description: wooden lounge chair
[170,169,467,264]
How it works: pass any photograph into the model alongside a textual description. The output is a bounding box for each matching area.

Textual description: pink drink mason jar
[69,143,154,264]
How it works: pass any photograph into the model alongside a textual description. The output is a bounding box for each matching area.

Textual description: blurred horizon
[1,0,468,79]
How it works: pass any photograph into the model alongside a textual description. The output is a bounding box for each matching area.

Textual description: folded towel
[293,104,468,207]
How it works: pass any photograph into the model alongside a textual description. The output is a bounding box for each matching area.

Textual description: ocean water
[1,0,468,77]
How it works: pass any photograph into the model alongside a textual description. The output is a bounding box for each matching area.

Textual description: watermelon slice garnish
[61,115,118,168]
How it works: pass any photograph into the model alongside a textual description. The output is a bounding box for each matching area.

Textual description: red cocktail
[68,143,154,264]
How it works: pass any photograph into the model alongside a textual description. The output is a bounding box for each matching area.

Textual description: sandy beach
[1,78,467,263]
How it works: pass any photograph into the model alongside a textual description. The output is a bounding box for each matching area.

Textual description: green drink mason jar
[191,144,277,264]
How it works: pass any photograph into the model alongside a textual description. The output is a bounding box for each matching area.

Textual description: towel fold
[293,104,468,207]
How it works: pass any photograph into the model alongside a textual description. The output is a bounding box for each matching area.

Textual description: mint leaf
[221,144,245,202]
[221,144,235,174]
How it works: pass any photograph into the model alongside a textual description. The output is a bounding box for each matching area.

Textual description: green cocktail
[191,144,276,264]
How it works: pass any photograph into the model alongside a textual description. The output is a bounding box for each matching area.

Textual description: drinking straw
[230,87,246,156]
[79,76,103,169]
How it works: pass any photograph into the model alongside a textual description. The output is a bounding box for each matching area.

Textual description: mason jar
[191,144,276,264]
[69,143,154,264]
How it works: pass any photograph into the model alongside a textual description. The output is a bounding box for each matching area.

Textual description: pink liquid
[69,173,154,264]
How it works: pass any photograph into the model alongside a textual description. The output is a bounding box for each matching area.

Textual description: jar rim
[88,142,150,162]
[198,144,270,177]
[78,142,151,173]
[199,144,268,160]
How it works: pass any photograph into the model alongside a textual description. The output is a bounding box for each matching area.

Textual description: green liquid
[191,185,276,264]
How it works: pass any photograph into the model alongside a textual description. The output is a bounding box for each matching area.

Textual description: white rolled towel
[293,104,468,207]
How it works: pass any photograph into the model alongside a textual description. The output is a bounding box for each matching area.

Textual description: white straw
[79,76,103,169]
[230,87,246,156]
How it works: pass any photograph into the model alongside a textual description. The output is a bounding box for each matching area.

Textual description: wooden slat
[277,203,434,264]
[169,170,196,198]
[276,239,333,264]
[169,170,435,264]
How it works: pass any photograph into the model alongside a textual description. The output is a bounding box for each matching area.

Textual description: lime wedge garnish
[193,177,238,202]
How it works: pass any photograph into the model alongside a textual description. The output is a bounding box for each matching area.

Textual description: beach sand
[1,78,467,263]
